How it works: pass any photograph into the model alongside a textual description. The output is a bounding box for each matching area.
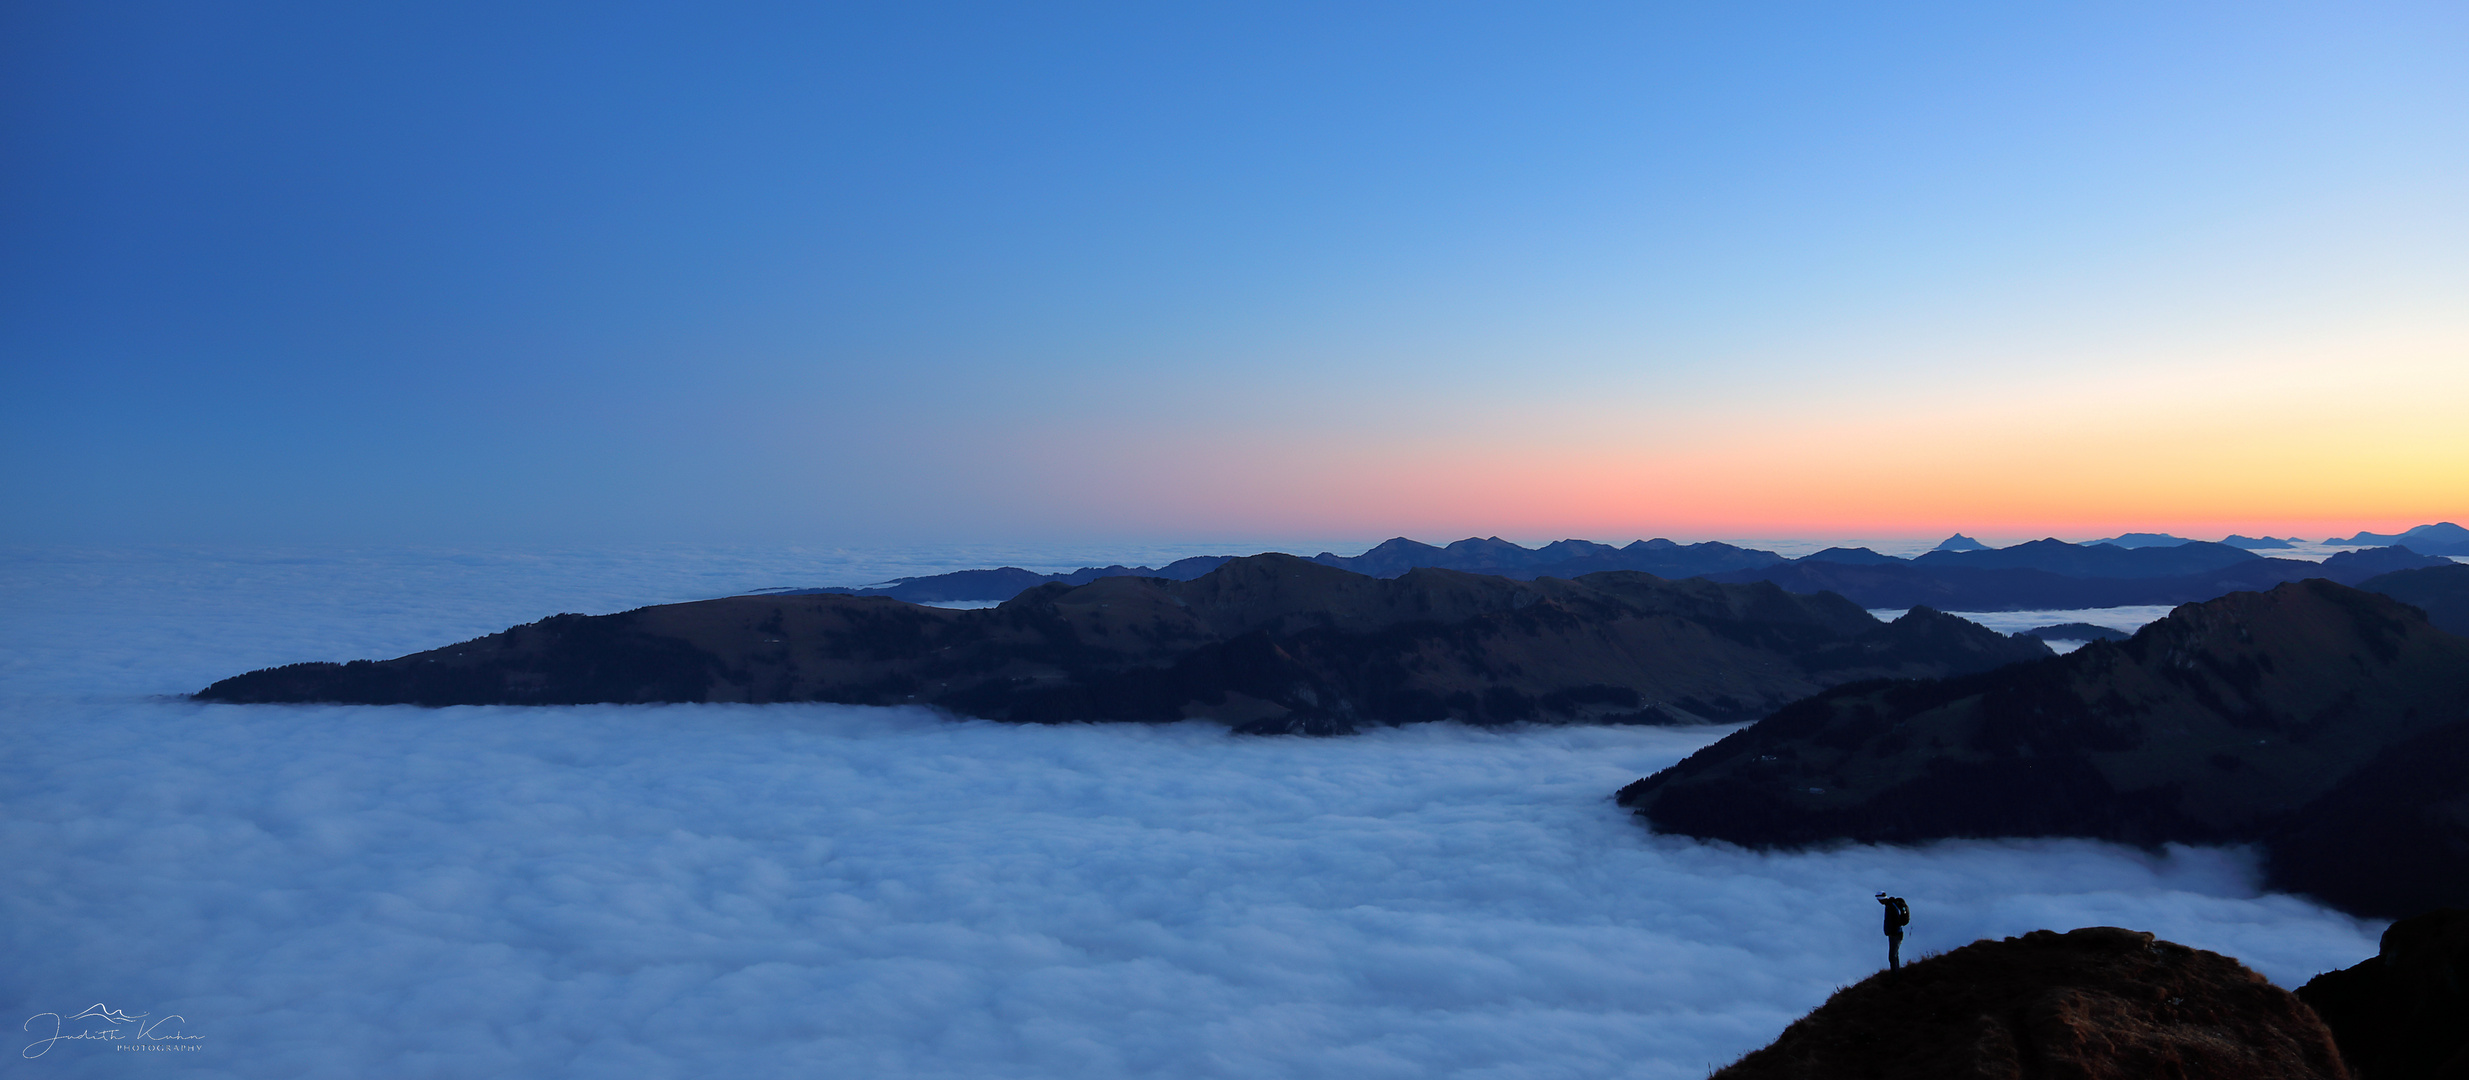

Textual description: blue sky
[5,2,2462,545]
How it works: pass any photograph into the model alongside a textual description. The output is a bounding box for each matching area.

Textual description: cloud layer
[1,546,2388,1077]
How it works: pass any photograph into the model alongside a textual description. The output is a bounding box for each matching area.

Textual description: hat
[1875,892,1888,898]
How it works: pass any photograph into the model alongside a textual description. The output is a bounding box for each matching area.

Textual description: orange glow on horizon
[1025,340,2468,544]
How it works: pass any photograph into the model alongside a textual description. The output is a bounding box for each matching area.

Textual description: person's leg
[1887,931,1902,969]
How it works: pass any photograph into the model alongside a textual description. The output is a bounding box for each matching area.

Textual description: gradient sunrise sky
[5,2,2463,547]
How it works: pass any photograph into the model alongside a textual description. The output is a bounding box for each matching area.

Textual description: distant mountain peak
[1795,546,1905,566]
[1931,534,1989,552]
[2338,522,2469,555]
[1311,535,1783,580]
[2089,532,2194,549]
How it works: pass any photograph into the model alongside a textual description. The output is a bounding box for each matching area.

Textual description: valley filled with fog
[1,545,2388,1078]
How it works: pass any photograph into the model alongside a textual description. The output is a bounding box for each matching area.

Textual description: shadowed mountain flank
[195,555,2049,733]
[2361,563,2469,637]
[1713,927,2349,1080]
[1617,580,2469,917]
[2297,909,2469,1080]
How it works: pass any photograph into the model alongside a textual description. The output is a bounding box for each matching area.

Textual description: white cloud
[1866,606,2179,635]
[0,546,2387,1078]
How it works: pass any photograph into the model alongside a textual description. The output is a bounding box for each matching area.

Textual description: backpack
[1887,898,1910,928]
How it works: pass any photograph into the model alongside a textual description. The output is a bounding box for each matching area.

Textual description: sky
[4,1,2464,548]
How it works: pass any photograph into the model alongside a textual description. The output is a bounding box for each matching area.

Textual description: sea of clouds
[1,545,2388,1078]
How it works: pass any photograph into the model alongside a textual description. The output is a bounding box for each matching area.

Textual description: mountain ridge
[2336,522,2469,555]
[1615,578,2469,917]
[196,554,2052,734]
[746,534,2455,610]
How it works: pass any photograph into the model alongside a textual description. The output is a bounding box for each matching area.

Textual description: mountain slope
[196,555,2049,733]
[2360,563,2469,636]
[1617,579,2469,916]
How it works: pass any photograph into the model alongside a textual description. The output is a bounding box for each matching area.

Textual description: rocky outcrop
[1713,927,2349,1079]
[1618,579,2469,917]
[195,554,2050,732]
[2298,909,2469,1080]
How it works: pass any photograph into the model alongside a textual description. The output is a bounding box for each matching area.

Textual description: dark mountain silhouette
[1712,926,2348,1080]
[2338,523,2469,556]
[2361,565,2469,637]
[2297,908,2469,1080]
[2226,534,2299,549]
[1710,546,2449,611]
[195,555,2050,734]
[1933,534,1990,552]
[1795,546,1906,565]
[748,538,1793,605]
[2090,532,2196,549]
[2327,546,2462,579]
[1319,534,2298,583]
[1914,537,2260,578]
[1617,579,2469,918]
[2267,717,2469,920]
[756,556,1234,603]
[1308,535,1787,579]
[2022,622,2133,644]
[750,536,2451,611]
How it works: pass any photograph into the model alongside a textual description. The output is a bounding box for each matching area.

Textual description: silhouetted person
[1876,892,1910,969]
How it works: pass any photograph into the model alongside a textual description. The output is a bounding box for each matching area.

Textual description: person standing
[1876,892,1910,969]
